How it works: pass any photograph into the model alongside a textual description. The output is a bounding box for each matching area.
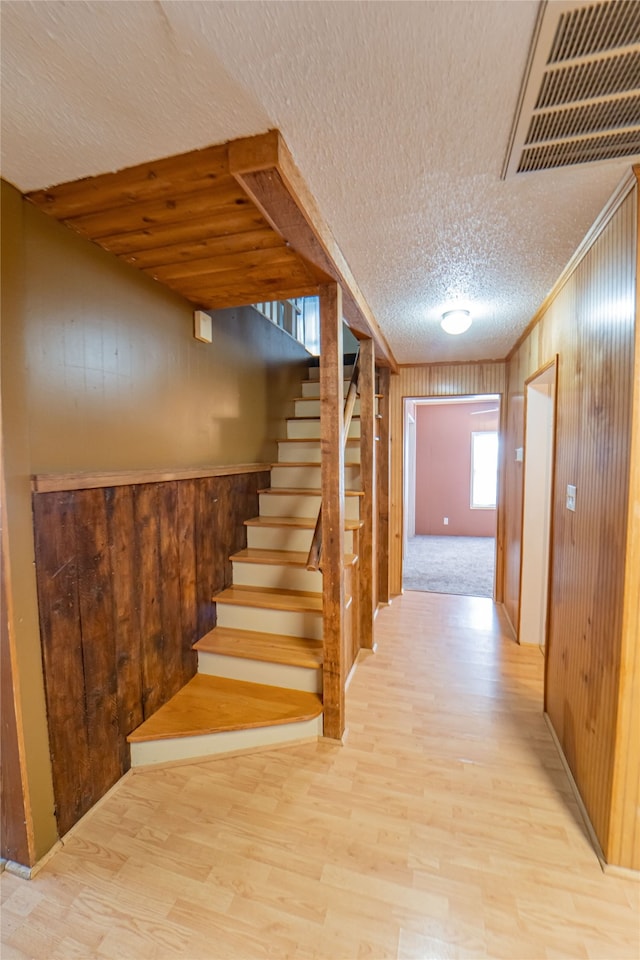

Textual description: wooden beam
[31,463,271,494]
[358,340,376,649]
[376,366,391,605]
[319,283,346,741]
[229,131,398,372]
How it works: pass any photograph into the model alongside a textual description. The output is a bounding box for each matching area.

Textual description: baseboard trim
[501,603,518,642]
[322,728,350,746]
[3,770,134,880]
[546,715,640,878]
[544,713,610,874]
[601,861,640,881]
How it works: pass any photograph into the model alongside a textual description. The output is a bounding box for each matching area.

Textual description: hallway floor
[2,593,638,959]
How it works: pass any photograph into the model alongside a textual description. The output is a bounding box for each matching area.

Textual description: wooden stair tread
[292,396,382,402]
[230,548,357,567]
[258,487,364,497]
[195,626,322,668]
[276,438,360,446]
[214,585,323,613]
[127,675,322,743]
[245,515,363,530]
[271,461,361,468]
[287,416,361,423]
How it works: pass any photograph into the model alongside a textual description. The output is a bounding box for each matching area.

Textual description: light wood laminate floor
[2,592,638,959]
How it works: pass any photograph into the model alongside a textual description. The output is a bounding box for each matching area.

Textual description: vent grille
[519,129,640,172]
[550,0,640,62]
[536,51,640,107]
[527,93,640,142]
[503,1,640,177]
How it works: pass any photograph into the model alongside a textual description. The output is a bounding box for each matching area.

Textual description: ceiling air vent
[502,0,640,177]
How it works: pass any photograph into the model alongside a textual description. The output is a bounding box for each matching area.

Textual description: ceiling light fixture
[441,309,472,335]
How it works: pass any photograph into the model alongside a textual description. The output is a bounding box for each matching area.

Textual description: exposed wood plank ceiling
[25,131,396,368]
[25,143,325,312]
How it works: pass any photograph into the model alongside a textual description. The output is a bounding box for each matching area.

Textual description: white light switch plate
[566,484,576,512]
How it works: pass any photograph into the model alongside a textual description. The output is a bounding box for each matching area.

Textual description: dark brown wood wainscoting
[32,469,270,837]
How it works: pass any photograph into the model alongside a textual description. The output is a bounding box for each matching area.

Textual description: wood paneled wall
[504,181,638,869]
[33,469,269,838]
[608,179,640,870]
[389,362,506,596]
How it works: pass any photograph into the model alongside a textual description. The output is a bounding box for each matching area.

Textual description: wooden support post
[359,339,376,648]
[377,366,391,605]
[320,283,346,740]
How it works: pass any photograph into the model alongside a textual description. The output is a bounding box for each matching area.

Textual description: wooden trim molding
[229,131,398,373]
[358,339,376,649]
[31,463,272,494]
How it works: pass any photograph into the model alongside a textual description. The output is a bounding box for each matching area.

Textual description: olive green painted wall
[1,181,58,862]
[19,190,308,473]
[1,179,309,864]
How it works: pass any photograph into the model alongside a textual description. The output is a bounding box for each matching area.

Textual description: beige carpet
[403,535,495,597]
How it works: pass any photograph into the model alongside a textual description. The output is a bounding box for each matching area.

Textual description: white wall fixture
[194,310,212,343]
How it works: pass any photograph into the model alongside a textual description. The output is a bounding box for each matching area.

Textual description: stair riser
[197,651,322,693]
[271,464,361,489]
[231,560,322,592]
[308,365,355,381]
[246,526,355,553]
[259,492,360,520]
[277,441,361,464]
[130,715,323,767]
[301,380,351,399]
[287,419,361,440]
[216,603,323,640]
[294,397,378,418]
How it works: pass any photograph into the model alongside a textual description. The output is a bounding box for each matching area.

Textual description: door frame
[517,357,559,655]
[401,393,503,600]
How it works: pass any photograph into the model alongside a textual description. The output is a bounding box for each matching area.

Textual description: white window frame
[470,431,498,510]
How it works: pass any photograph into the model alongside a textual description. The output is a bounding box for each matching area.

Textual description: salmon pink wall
[415,401,499,537]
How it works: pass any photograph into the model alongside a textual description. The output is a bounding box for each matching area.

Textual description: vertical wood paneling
[33,491,91,837]
[75,490,120,809]
[607,181,640,872]
[33,468,268,838]
[135,484,165,718]
[107,486,141,772]
[504,185,637,868]
[389,362,506,595]
[177,479,199,680]
[359,339,376,649]
[377,367,391,605]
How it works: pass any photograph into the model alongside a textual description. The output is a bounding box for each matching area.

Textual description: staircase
[128,360,362,766]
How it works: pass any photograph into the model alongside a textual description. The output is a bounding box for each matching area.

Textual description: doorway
[403,395,500,598]
[518,360,557,649]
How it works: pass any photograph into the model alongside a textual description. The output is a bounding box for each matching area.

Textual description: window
[471,431,498,509]
[252,297,320,355]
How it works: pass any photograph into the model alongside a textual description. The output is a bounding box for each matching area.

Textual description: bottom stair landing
[127,674,323,767]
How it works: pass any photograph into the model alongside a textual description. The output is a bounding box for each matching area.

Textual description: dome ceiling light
[441,309,472,335]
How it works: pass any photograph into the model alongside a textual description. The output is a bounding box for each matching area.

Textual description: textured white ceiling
[1,0,636,363]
